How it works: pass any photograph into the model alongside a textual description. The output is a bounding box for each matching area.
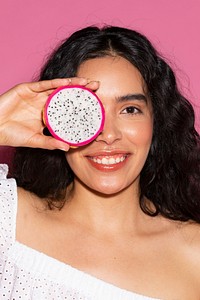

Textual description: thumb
[26,134,70,151]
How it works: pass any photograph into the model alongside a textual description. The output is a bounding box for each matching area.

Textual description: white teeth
[102,158,109,164]
[109,158,116,164]
[91,156,126,165]
[116,157,120,163]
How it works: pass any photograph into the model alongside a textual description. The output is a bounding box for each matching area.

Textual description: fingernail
[88,80,100,84]
[59,147,69,152]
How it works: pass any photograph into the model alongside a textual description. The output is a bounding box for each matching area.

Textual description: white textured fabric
[0,164,160,300]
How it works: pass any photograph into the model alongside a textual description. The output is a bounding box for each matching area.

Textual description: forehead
[77,56,147,99]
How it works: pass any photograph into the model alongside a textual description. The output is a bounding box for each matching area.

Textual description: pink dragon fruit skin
[43,85,105,147]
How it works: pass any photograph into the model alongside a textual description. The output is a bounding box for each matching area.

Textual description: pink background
[0,0,199,163]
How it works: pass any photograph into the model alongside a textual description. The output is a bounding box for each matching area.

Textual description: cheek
[124,121,153,146]
[66,150,88,178]
[65,151,78,170]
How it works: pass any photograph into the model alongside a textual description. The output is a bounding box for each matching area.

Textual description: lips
[90,154,126,165]
[86,152,130,171]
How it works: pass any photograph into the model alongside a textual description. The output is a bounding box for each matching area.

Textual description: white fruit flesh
[45,86,104,146]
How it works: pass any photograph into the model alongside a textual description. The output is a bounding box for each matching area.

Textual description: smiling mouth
[86,153,130,171]
[89,155,127,165]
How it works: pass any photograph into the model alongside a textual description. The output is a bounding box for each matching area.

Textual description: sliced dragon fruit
[43,85,105,147]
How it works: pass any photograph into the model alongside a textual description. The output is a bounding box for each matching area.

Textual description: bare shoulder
[180,221,200,249]
[178,221,200,283]
[154,218,200,297]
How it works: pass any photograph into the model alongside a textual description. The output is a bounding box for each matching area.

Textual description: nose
[95,114,122,145]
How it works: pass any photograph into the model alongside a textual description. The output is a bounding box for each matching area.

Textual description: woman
[0,26,200,299]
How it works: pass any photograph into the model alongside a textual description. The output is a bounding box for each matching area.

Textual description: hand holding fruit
[0,78,99,150]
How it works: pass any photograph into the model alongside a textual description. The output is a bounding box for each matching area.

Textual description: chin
[92,189,123,198]
[88,182,130,197]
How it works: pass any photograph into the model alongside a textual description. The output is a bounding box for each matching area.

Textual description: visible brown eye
[121,106,142,115]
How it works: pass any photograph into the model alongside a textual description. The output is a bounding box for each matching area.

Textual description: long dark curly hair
[13,26,200,222]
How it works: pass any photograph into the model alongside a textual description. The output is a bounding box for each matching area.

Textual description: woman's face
[66,56,153,195]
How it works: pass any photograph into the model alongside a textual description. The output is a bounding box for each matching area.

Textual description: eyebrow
[116,93,147,103]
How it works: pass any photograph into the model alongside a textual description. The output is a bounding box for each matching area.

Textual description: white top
[0,164,160,300]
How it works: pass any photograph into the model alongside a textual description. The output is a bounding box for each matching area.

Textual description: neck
[62,178,144,234]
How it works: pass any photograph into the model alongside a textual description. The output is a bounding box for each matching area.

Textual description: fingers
[86,80,100,91]
[28,77,100,93]
[25,134,70,151]
[27,78,72,93]
[67,77,88,86]
[12,78,100,100]
[0,78,101,151]
[27,78,85,93]
[43,136,70,151]
[61,77,100,90]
